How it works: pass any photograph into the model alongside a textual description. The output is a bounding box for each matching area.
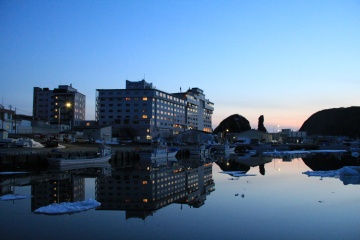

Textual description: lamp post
[58,102,71,132]
[273,125,280,141]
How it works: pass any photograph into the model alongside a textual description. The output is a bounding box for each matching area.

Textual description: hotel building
[33,84,86,130]
[96,79,214,141]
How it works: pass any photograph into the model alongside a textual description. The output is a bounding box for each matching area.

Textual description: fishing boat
[47,142,113,167]
[210,141,236,155]
[138,138,179,163]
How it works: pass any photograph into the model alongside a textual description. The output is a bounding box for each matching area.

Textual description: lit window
[143,199,148,203]
[143,97,147,100]
[125,97,130,101]
[142,181,148,184]
[142,115,147,119]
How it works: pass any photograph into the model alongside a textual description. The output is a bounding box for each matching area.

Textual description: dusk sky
[1,0,359,132]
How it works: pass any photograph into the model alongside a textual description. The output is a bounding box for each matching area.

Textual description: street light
[272,125,280,142]
[272,125,280,133]
[58,102,71,132]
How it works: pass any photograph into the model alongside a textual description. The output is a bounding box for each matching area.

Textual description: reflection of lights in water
[273,159,281,171]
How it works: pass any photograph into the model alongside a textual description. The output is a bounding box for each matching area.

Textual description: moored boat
[47,142,113,167]
[138,138,179,163]
[210,141,236,155]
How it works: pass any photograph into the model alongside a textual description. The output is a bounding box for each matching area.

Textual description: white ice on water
[34,199,101,215]
[95,139,118,145]
[219,171,256,177]
[262,149,348,156]
[0,194,32,201]
[303,166,360,177]
[0,172,28,175]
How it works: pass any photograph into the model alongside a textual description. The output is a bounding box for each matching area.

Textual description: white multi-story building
[33,84,86,130]
[173,87,214,133]
[96,80,214,141]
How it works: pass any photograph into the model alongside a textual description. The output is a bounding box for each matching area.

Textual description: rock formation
[213,114,251,134]
[257,115,267,133]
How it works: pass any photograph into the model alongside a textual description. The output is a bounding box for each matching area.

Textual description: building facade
[0,105,16,134]
[33,84,86,130]
[173,87,214,133]
[96,80,214,141]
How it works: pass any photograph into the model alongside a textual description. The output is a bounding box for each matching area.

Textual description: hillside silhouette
[213,114,251,134]
[299,106,360,138]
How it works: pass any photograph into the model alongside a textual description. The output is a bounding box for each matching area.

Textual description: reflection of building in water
[31,173,85,211]
[96,162,215,219]
[0,175,31,196]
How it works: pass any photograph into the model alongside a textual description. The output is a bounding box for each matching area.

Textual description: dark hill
[299,106,360,138]
[213,114,251,134]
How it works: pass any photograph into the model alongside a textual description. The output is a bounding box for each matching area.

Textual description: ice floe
[303,166,360,185]
[0,172,28,175]
[262,149,348,156]
[95,139,118,145]
[0,194,32,201]
[34,199,101,215]
[219,171,256,177]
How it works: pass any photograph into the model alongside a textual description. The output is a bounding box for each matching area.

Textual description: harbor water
[1,151,360,240]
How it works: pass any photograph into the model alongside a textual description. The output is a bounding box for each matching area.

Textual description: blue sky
[1,0,359,131]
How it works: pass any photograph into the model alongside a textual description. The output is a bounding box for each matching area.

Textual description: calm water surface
[1,152,360,240]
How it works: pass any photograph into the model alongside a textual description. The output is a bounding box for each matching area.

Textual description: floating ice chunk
[34,199,101,215]
[219,171,256,177]
[232,173,256,177]
[303,166,360,178]
[0,194,32,201]
[0,172,28,175]
[302,170,340,178]
[303,166,360,185]
[95,139,118,145]
[351,152,359,157]
[219,171,246,175]
[340,166,360,176]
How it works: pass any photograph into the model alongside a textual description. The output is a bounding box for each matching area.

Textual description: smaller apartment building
[33,84,86,128]
[0,106,16,134]
[96,80,214,141]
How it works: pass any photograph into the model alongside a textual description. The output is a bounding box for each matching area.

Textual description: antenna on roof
[180,87,182,92]
[143,74,146,80]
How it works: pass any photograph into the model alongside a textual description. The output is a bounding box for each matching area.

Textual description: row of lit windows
[98,90,185,104]
[100,97,148,101]
[98,90,149,96]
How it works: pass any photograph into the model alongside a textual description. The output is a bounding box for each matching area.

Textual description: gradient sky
[1,0,359,132]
